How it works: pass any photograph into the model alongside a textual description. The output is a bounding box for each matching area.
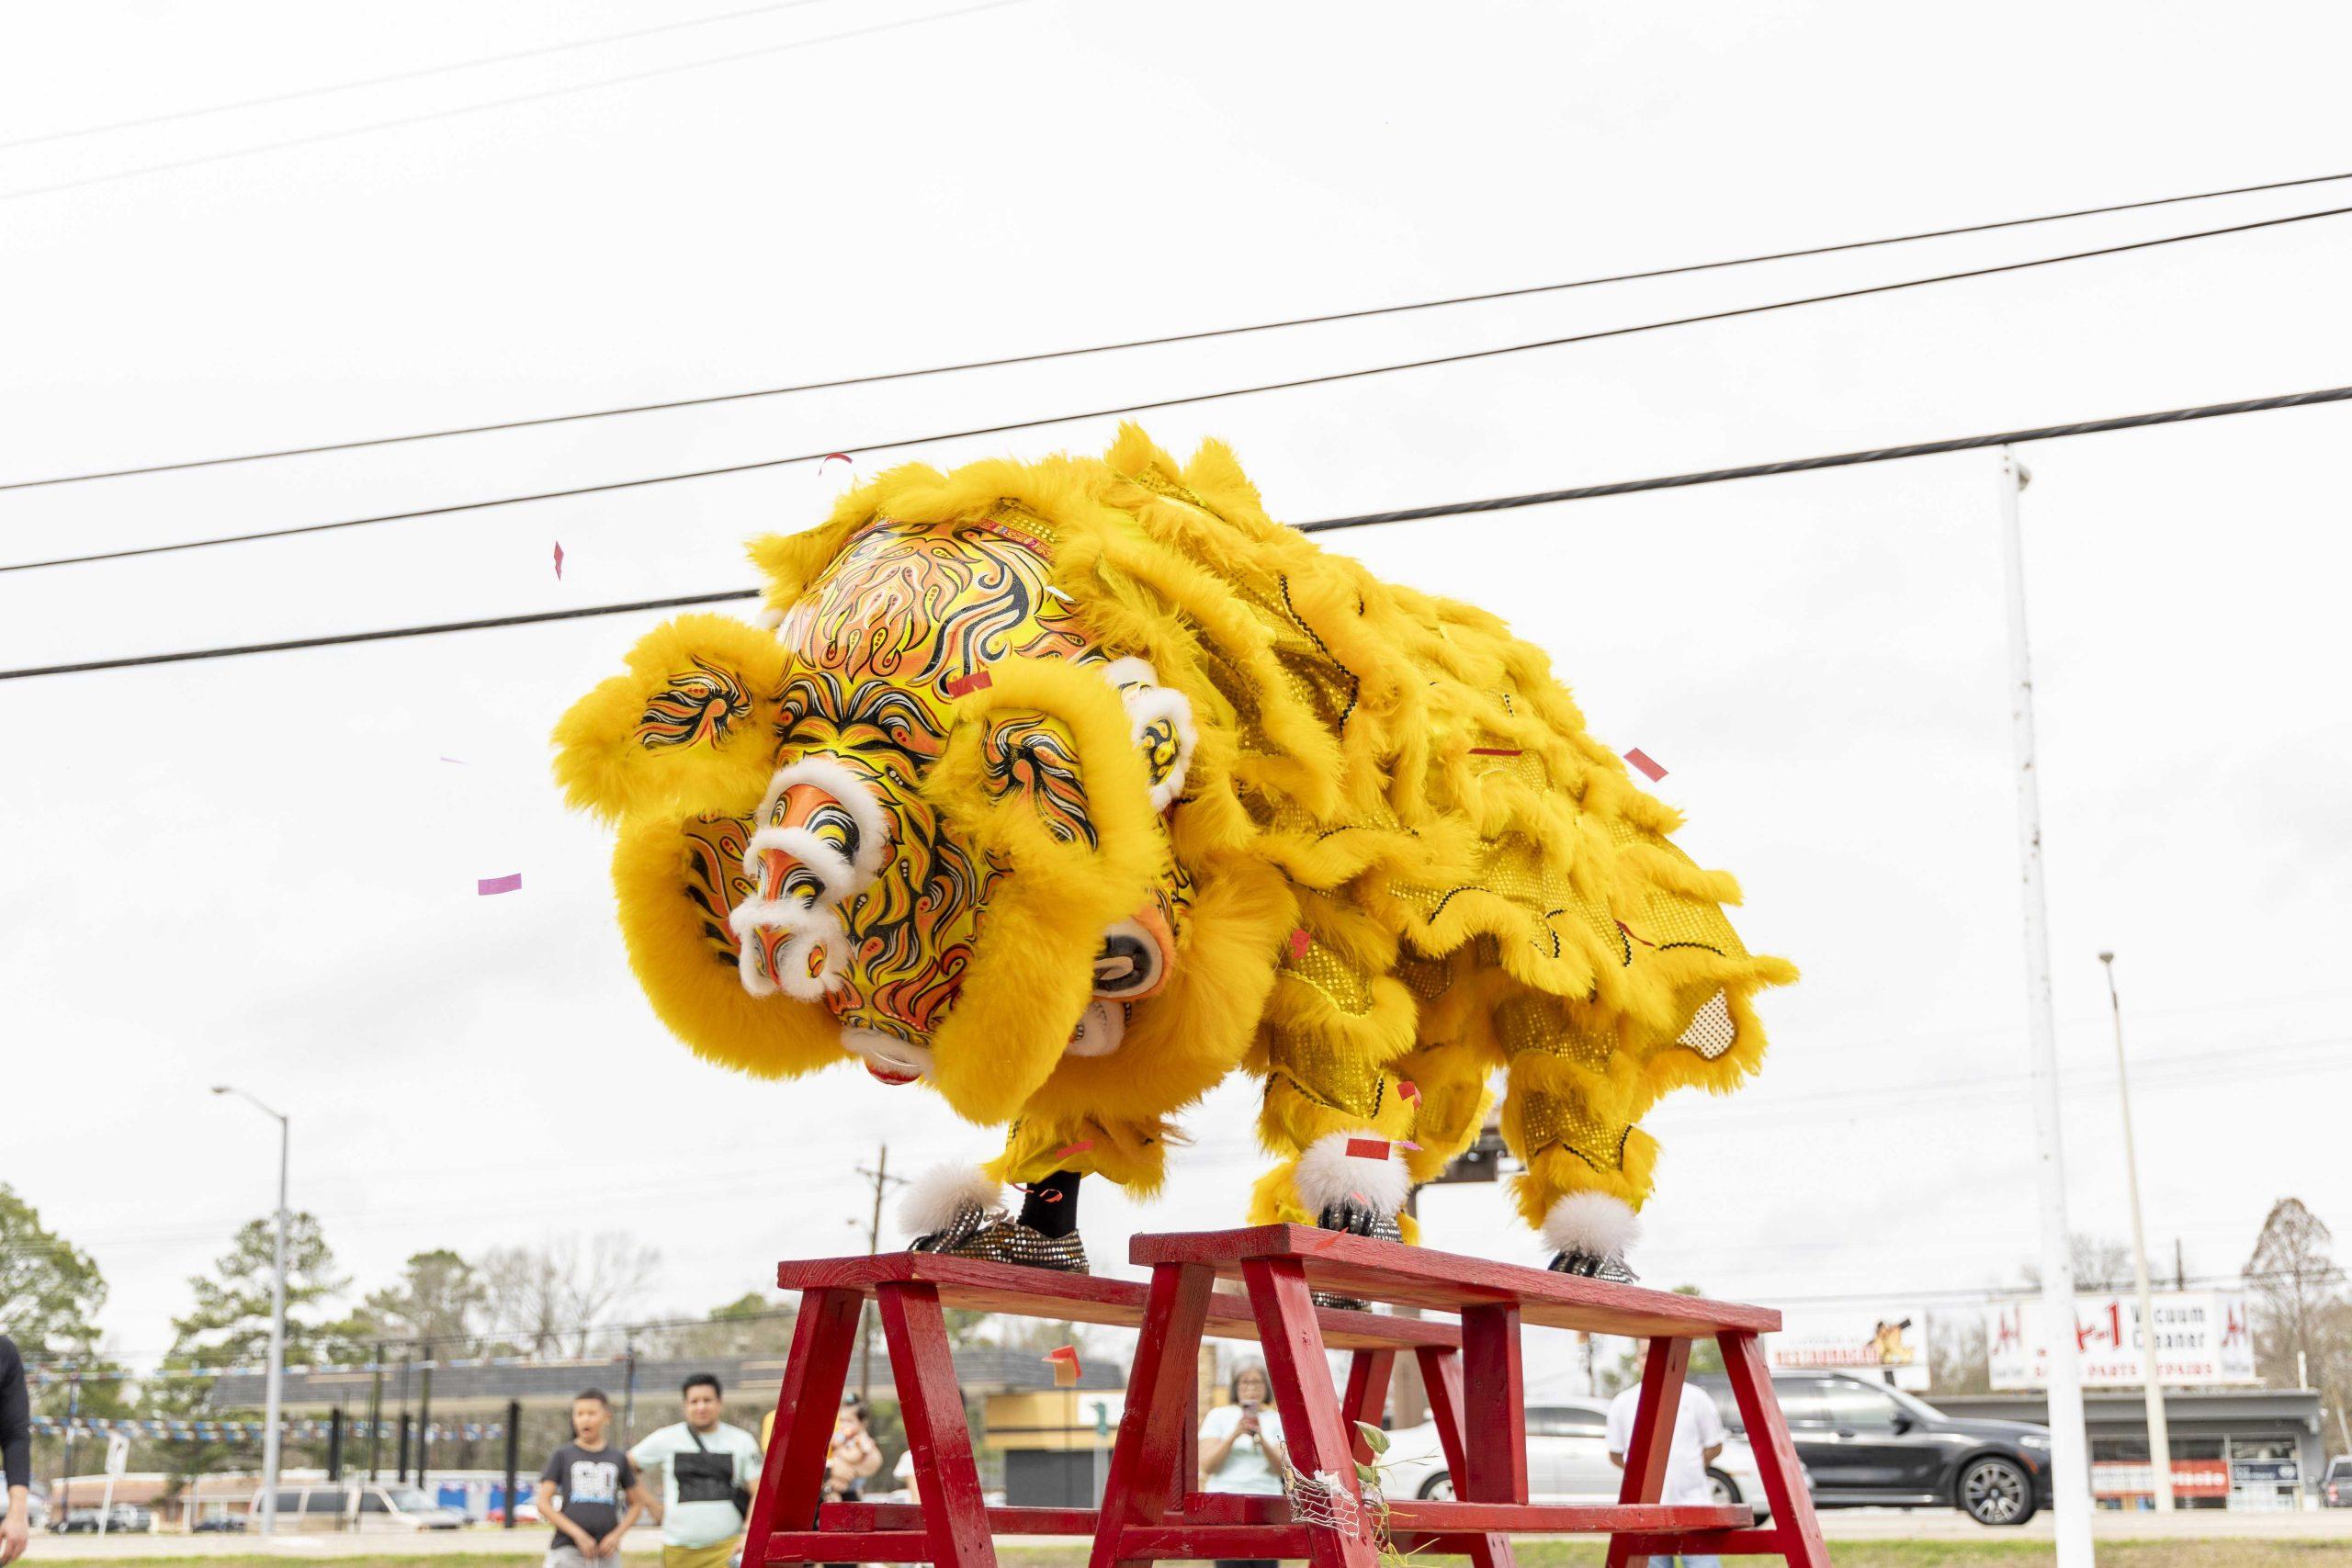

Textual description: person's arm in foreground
[537,1477,601,1559]
[2,1339,30,1566]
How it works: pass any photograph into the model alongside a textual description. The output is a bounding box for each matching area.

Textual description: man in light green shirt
[628,1374,763,1568]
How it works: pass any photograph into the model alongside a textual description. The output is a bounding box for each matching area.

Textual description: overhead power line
[5,380,2345,682]
[6,203,2347,581]
[0,0,1038,205]
[8,169,2349,491]
[0,0,846,152]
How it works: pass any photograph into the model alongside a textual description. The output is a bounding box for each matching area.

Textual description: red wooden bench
[749,1230,1827,1568]
[1099,1225,1829,1568]
[744,1249,1463,1568]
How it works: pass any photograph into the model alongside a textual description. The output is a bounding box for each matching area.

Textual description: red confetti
[1623,747,1668,782]
[945,670,993,698]
[1616,919,1657,949]
[1469,747,1522,757]
[1397,1080,1419,1102]
[1045,1345,1080,1386]
[552,541,565,579]
[820,453,853,469]
[1287,929,1312,960]
[1052,1139,1095,1160]
[1344,1137,1391,1161]
[477,873,523,897]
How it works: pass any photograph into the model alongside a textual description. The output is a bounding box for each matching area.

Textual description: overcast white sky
[4,1,2348,1390]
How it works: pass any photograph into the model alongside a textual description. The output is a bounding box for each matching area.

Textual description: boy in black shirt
[537,1389,645,1566]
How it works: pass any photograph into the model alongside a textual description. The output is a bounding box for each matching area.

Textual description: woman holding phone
[1197,1360,1288,1568]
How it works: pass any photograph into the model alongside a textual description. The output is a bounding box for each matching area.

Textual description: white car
[1377,1396,1798,1522]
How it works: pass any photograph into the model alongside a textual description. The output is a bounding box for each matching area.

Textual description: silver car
[1376,1396,1796,1522]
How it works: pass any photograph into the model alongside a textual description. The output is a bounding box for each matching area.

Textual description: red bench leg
[878,1281,995,1568]
[1460,1303,1529,1505]
[744,1287,863,1566]
[1341,1350,1395,1464]
[1415,1347,1518,1568]
[1720,1330,1829,1568]
[1606,1337,1689,1568]
[1242,1257,1379,1568]
[1088,1262,1214,1568]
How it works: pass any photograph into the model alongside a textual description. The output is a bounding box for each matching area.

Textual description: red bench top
[774,1248,1462,1350]
[1128,1224,1781,1337]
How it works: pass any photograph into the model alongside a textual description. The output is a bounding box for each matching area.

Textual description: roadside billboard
[1984,1292,2255,1388]
[1767,1308,1931,1391]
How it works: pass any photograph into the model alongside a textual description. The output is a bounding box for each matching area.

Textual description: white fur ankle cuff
[899,1164,1003,1239]
[1294,1130,1413,1219]
[1541,1191,1640,1261]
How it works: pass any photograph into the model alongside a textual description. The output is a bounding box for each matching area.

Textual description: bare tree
[2242,1198,2349,1443]
[479,1246,568,1356]
[479,1234,661,1357]
[2019,1234,2136,1293]
[1929,1314,1991,1394]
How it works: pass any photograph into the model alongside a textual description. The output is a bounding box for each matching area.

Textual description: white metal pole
[2101,953,2175,1510]
[262,1112,289,1538]
[1997,450,2095,1565]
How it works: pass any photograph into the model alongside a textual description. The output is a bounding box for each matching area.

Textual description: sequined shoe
[1309,1199,1402,1310]
[1547,1248,1638,1282]
[901,1165,1090,1272]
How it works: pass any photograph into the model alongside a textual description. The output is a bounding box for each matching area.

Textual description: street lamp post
[2100,952,2176,1511]
[212,1086,290,1537]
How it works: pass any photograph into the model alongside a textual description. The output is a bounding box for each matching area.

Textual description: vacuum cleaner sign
[1984,1292,2256,1388]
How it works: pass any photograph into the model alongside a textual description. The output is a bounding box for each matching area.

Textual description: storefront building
[1936,1389,2326,1509]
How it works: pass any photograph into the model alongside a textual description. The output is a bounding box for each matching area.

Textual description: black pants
[1216,1560,1278,1568]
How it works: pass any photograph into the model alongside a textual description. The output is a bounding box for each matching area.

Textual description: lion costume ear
[1099,658,1196,811]
[552,615,785,825]
[918,658,1166,1123]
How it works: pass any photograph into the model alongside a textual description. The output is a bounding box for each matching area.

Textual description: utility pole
[854,1145,901,1406]
[2174,1239,2185,1293]
[2100,952,2174,1511]
[367,1345,384,1481]
[622,1336,639,1442]
[1995,451,2093,1567]
[57,1367,79,1517]
[211,1086,290,1538]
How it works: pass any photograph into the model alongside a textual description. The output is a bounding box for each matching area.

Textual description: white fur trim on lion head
[729,898,849,1000]
[754,756,892,888]
[1541,1191,1641,1263]
[1295,1130,1412,1221]
[899,1163,1004,1240]
[1099,657,1196,811]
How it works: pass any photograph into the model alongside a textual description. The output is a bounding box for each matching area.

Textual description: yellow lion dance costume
[555,427,1792,1276]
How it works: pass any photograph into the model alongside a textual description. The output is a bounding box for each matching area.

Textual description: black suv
[1696,1371,2054,1526]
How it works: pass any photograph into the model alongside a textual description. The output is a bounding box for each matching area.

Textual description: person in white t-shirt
[1198,1361,1289,1568]
[1605,1345,1727,1568]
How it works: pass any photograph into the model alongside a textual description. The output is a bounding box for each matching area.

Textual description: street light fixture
[2098,955,2176,1511]
[210,1085,290,1537]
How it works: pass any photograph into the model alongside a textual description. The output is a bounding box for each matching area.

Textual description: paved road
[34,1507,2352,1558]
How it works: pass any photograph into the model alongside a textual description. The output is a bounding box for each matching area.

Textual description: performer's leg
[1494,990,1656,1279]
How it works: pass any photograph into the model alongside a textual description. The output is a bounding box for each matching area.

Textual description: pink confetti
[552,541,565,579]
[1287,929,1312,961]
[1344,1137,1391,1161]
[477,873,523,896]
[1400,1140,1421,1152]
[438,756,466,764]
[1623,747,1668,782]
[1052,1139,1095,1160]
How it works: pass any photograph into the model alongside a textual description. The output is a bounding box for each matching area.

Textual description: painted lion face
[726,519,1193,1090]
